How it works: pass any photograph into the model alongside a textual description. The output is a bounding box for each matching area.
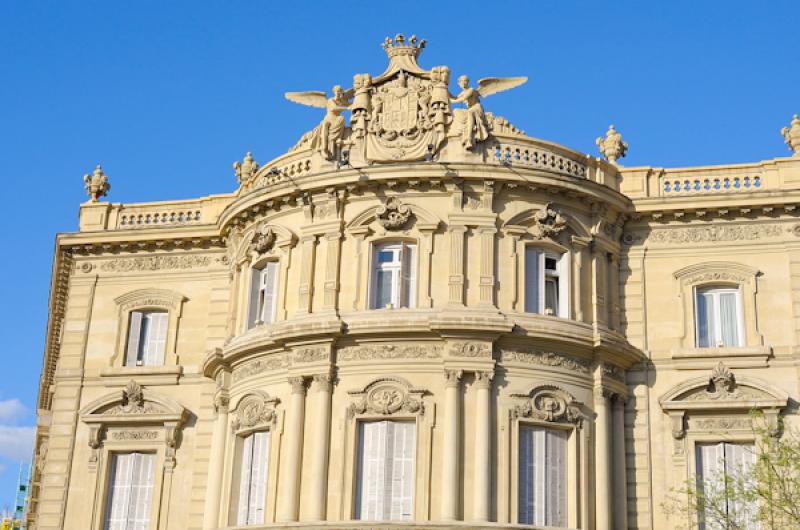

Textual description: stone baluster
[278,377,307,522]
[442,369,463,520]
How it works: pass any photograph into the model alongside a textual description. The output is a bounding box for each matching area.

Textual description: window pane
[696,291,715,348]
[378,250,397,263]
[545,257,558,272]
[375,270,394,308]
[544,278,559,316]
[518,426,567,526]
[524,248,541,313]
[719,292,740,347]
[237,432,270,526]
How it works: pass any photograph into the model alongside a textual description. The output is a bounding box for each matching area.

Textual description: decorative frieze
[99,254,212,272]
[691,417,753,431]
[292,347,329,363]
[449,341,492,358]
[110,430,159,441]
[337,344,442,361]
[232,355,287,383]
[647,224,783,244]
[500,349,590,374]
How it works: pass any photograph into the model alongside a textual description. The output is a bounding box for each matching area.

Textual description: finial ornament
[233,152,259,183]
[781,114,800,156]
[83,164,110,202]
[596,125,629,165]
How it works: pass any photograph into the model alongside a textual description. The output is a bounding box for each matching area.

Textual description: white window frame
[354,419,416,522]
[235,431,270,526]
[370,242,417,309]
[124,310,168,367]
[694,286,744,348]
[248,261,280,328]
[524,247,570,318]
[103,452,157,530]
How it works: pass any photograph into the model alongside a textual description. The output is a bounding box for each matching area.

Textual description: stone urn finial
[596,125,629,165]
[233,151,259,183]
[781,114,800,156]
[83,164,110,202]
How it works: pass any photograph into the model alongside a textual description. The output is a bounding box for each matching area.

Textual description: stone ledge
[670,346,771,369]
[219,523,558,530]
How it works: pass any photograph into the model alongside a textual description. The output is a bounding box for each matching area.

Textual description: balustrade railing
[662,175,762,195]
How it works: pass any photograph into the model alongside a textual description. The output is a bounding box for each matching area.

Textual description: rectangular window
[236,432,270,526]
[371,243,416,309]
[696,442,757,530]
[525,248,569,318]
[104,452,156,530]
[695,287,742,347]
[355,420,415,521]
[125,311,168,367]
[518,426,568,526]
[248,261,280,328]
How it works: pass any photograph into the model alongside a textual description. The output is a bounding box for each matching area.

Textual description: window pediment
[114,288,187,313]
[673,261,759,286]
[81,381,188,423]
[347,377,427,417]
[346,201,441,233]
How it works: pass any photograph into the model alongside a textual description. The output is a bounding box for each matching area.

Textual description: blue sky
[0,0,798,511]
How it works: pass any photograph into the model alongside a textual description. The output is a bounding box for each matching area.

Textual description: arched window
[524,247,569,318]
[370,242,416,309]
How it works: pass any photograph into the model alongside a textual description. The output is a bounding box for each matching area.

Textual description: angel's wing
[284,91,328,108]
[476,77,528,98]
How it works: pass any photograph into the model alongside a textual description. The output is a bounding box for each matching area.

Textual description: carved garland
[500,349,590,374]
[449,341,492,358]
[347,377,426,418]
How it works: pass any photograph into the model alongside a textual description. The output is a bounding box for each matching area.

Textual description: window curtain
[719,292,739,347]
[104,453,155,530]
[518,426,567,526]
[356,420,415,521]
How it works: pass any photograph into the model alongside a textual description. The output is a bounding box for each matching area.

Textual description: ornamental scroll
[511,385,584,426]
[347,377,426,418]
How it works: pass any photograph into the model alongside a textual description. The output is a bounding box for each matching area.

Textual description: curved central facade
[34,33,800,530]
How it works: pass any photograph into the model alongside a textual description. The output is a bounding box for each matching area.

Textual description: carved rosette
[376,197,412,230]
[512,385,583,426]
[531,203,567,240]
[231,393,280,434]
[347,377,426,418]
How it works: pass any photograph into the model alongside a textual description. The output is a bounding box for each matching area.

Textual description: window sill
[670,346,771,369]
[98,365,182,385]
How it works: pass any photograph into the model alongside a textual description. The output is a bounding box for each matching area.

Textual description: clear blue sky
[0,0,797,511]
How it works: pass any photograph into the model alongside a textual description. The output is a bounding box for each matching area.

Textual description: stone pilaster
[307,374,333,521]
[594,389,613,530]
[441,369,463,520]
[278,377,307,522]
[472,371,493,521]
[202,393,229,530]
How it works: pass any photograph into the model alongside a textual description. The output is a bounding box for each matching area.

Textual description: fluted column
[472,371,493,521]
[448,226,467,306]
[307,374,332,521]
[613,395,628,530]
[441,369,463,520]
[278,377,307,522]
[202,393,229,530]
[594,390,613,530]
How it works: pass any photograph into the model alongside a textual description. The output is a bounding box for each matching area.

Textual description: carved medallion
[376,197,412,230]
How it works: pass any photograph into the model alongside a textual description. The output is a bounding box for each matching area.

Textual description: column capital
[213,393,230,414]
[444,369,463,388]
[311,373,333,392]
[474,371,494,389]
[289,376,307,394]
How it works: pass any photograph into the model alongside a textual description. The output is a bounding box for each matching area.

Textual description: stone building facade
[28,36,800,530]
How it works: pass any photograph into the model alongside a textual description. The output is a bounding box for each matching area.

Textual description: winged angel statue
[452,75,527,150]
[285,86,353,160]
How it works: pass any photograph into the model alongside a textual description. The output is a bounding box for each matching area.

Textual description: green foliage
[663,411,800,529]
